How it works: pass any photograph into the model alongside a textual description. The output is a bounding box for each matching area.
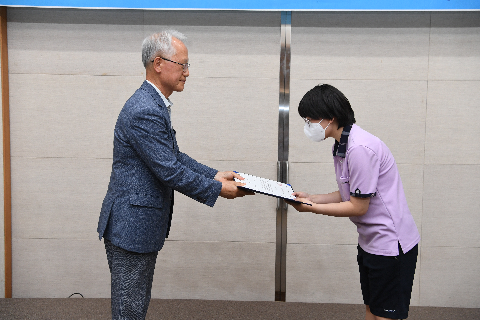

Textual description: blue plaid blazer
[98,81,222,253]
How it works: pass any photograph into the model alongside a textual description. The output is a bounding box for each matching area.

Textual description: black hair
[298,84,356,129]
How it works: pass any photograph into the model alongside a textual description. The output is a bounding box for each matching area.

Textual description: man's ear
[152,57,162,73]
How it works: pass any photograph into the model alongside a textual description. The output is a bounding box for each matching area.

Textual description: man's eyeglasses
[152,56,190,72]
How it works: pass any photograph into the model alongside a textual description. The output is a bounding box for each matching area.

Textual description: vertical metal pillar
[275,11,291,302]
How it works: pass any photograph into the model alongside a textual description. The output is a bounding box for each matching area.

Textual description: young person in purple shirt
[288,84,420,320]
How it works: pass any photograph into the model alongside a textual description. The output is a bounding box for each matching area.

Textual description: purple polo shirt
[333,124,420,256]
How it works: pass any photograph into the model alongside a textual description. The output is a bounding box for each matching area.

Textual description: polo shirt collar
[333,124,352,158]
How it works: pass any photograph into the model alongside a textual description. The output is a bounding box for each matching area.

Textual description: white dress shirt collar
[146,80,173,109]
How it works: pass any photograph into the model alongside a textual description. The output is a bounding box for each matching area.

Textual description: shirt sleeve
[347,145,379,198]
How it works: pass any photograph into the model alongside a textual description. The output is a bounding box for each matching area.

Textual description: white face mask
[304,119,330,142]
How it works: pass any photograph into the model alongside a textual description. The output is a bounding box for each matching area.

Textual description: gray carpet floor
[1,298,479,319]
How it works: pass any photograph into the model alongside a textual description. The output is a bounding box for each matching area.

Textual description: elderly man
[97,30,251,320]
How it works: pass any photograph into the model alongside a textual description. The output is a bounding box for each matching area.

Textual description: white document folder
[234,172,311,205]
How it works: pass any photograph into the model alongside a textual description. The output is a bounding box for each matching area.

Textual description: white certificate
[234,172,311,205]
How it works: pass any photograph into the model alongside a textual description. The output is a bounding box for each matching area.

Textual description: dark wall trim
[1,6,12,299]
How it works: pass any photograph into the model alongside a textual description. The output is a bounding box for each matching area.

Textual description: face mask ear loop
[324,120,331,131]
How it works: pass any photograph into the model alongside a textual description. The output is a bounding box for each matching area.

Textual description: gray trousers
[104,239,158,320]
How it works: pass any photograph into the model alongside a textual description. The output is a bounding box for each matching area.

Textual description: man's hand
[219,180,254,199]
[215,171,255,199]
[214,171,242,183]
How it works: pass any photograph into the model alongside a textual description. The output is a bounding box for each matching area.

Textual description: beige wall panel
[172,77,278,162]
[9,74,143,159]
[285,244,362,303]
[13,238,110,298]
[8,8,145,76]
[289,162,338,196]
[422,165,479,248]
[397,164,423,230]
[142,11,280,79]
[425,81,480,165]
[291,12,430,81]
[420,246,480,308]
[11,157,111,239]
[412,245,421,306]
[288,162,358,245]
[288,213,358,246]
[152,241,275,301]
[290,80,427,165]
[189,52,278,80]
[168,160,277,243]
[429,12,480,81]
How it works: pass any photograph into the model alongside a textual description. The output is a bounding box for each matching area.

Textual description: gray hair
[141,30,187,68]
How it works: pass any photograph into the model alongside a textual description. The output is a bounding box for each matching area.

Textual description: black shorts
[357,243,418,319]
